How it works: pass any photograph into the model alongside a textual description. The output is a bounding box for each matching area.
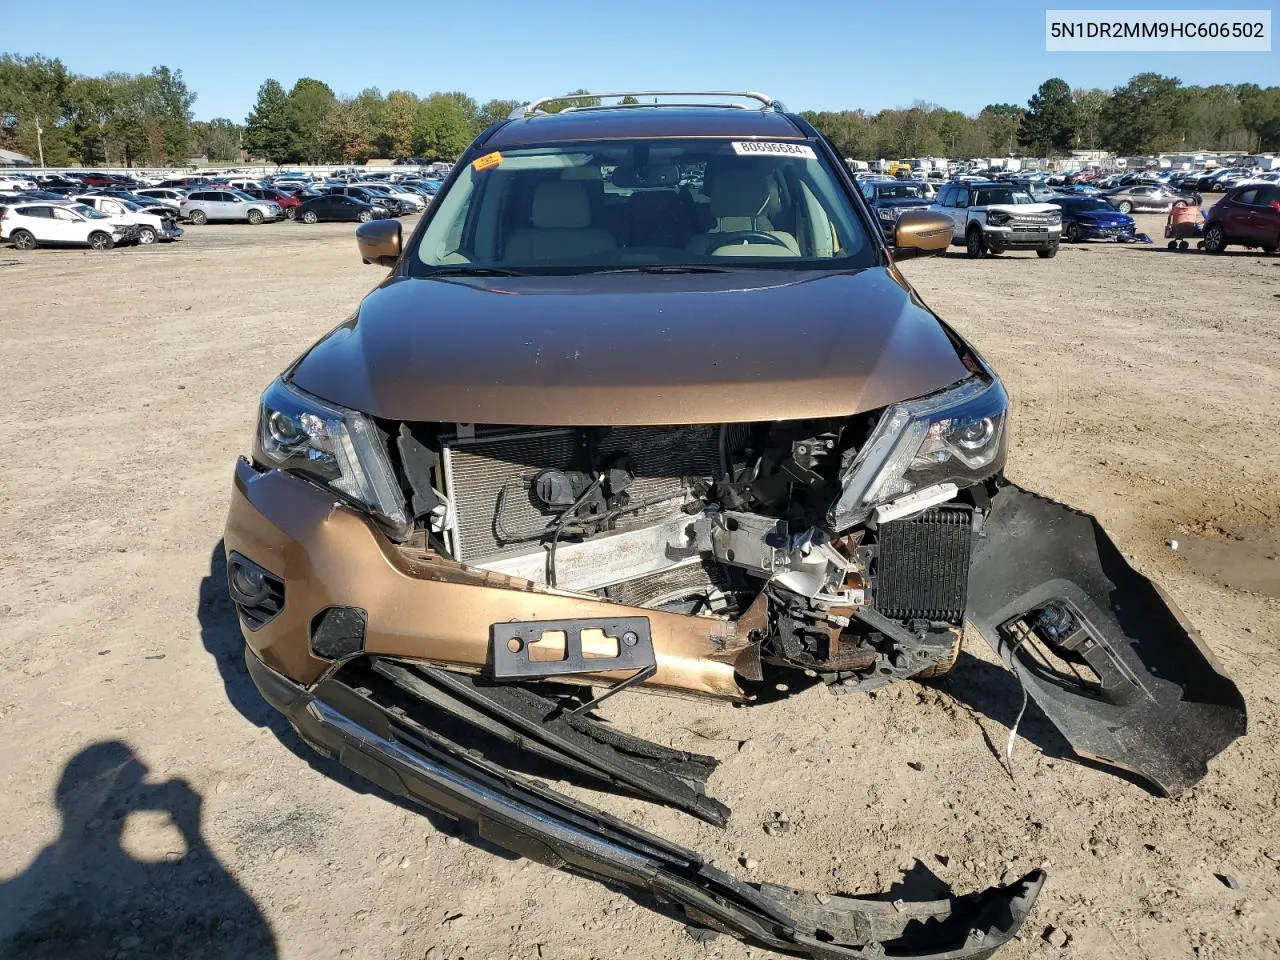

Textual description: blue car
[1050,196,1136,243]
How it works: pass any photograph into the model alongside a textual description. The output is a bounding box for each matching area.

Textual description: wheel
[1037,243,1059,259]
[357,210,373,223]
[965,227,986,259]
[1173,200,1186,207]
[1167,240,1178,250]
[1178,240,1189,250]
[88,231,114,250]
[137,226,157,245]
[302,210,318,224]
[10,229,36,250]
[247,208,264,225]
[1203,223,1227,254]
[1065,222,1082,243]
[189,209,207,225]
[284,207,296,220]
[1117,201,1133,214]
[913,632,962,680]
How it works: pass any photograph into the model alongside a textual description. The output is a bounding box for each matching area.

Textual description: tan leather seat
[504,181,617,262]
[687,167,800,256]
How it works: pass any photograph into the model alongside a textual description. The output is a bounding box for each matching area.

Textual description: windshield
[1065,199,1118,212]
[873,183,926,200]
[72,204,107,219]
[412,137,872,273]
[972,187,1034,206]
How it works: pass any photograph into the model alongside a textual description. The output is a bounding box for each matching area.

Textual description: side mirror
[356,218,401,267]
[891,211,953,261]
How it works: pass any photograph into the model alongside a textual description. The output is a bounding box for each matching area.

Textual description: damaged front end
[227,361,1244,957]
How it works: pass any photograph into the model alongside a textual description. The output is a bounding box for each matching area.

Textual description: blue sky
[4,0,1277,120]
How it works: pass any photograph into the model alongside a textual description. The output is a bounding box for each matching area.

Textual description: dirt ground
[1,214,1278,960]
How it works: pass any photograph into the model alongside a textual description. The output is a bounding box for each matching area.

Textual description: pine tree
[243,79,293,163]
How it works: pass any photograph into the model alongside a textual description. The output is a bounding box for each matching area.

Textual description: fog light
[227,553,285,630]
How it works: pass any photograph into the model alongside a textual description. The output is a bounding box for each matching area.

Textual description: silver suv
[180,189,282,225]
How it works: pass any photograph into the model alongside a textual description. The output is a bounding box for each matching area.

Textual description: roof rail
[508,91,788,120]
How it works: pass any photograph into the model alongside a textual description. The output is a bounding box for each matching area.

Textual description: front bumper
[162,223,184,241]
[246,646,1044,959]
[1078,222,1134,240]
[983,224,1061,249]
[224,458,746,695]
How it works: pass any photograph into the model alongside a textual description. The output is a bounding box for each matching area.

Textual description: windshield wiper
[588,265,732,275]
[424,266,530,277]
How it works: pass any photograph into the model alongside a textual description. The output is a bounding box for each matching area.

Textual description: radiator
[873,507,972,624]
[442,425,723,564]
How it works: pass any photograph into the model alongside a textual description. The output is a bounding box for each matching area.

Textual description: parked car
[135,187,187,208]
[1101,184,1199,214]
[71,194,184,244]
[932,180,1062,257]
[858,179,933,239]
[222,92,1244,960]
[1048,196,1136,243]
[1202,184,1280,254]
[0,174,38,191]
[241,186,303,219]
[296,194,389,223]
[181,189,283,225]
[351,181,426,212]
[0,201,137,249]
[326,185,409,215]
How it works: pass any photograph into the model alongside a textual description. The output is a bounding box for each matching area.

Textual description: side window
[190,192,208,201]
[25,206,54,218]
[1257,186,1280,205]
[1235,188,1258,205]
[954,188,970,208]
[937,185,954,207]
[104,201,123,215]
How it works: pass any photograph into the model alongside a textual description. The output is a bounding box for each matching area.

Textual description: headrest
[708,167,770,218]
[531,181,591,229]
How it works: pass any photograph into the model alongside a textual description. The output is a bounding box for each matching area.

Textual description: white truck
[71,195,184,244]
[931,180,1062,259]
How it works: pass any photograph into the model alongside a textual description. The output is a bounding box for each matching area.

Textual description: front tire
[10,229,36,250]
[1117,201,1133,214]
[965,227,986,259]
[1065,222,1081,243]
[357,210,373,223]
[247,209,264,225]
[1203,223,1227,254]
[284,207,296,220]
[302,210,318,224]
[88,231,114,251]
[137,226,157,245]
[1037,243,1059,259]
[189,210,208,225]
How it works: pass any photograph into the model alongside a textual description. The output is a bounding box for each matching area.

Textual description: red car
[1203,184,1280,254]
[243,187,303,220]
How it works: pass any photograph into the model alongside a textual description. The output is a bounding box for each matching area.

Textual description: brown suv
[224,92,1244,959]
[1203,183,1280,253]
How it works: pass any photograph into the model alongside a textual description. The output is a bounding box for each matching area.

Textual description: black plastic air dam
[967,483,1247,796]
[246,648,1042,959]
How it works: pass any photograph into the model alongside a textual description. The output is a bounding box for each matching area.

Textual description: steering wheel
[706,231,790,253]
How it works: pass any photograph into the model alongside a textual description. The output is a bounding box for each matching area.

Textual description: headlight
[254,378,410,537]
[878,208,896,220]
[987,210,1011,225]
[829,376,1008,529]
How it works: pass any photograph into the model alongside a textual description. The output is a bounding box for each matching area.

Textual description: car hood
[289,268,972,426]
[1076,210,1134,224]
[873,197,932,209]
[986,202,1061,214]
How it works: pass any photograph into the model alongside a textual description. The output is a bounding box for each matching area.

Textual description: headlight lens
[254,378,410,536]
[829,376,1008,529]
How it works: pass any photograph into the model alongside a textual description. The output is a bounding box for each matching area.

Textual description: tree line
[3,52,1279,168]
[803,75,1280,161]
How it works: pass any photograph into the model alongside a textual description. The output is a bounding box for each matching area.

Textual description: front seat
[504,181,617,263]
[687,166,800,256]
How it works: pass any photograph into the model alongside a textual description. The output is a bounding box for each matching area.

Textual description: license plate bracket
[491,617,655,680]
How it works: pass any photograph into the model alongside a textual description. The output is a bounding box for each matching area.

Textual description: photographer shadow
[0,741,277,959]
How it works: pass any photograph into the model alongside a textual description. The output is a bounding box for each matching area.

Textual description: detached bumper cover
[247,649,1042,959]
[967,484,1246,796]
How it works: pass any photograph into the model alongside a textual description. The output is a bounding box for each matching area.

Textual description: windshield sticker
[731,141,816,159]
[472,151,503,172]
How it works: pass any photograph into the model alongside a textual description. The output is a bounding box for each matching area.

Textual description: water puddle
[1179,523,1280,599]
